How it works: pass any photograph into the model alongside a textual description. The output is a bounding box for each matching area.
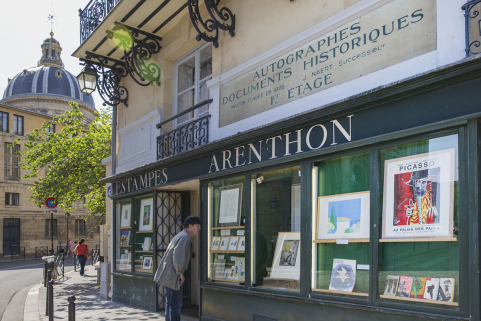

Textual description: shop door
[155,191,191,311]
[3,218,20,255]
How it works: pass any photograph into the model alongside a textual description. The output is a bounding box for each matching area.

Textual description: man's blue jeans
[165,286,182,321]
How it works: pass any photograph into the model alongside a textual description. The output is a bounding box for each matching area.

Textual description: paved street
[0,258,76,320]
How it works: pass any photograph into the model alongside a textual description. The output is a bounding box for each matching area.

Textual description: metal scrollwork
[188,0,235,48]
[79,0,121,43]
[107,23,162,86]
[83,52,129,107]
[463,0,481,56]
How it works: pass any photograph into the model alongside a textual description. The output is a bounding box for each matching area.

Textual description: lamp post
[76,65,97,96]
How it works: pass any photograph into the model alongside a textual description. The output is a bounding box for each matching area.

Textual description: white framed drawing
[219,236,230,251]
[142,256,153,271]
[237,236,246,251]
[382,149,455,239]
[118,254,127,270]
[228,236,239,251]
[139,198,154,231]
[270,232,300,280]
[120,204,131,228]
[211,236,221,251]
[217,184,243,227]
[317,191,370,240]
[233,257,245,281]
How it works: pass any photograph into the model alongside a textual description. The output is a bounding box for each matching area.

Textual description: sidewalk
[24,266,199,320]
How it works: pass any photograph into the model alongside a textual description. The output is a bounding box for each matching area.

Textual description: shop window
[174,43,212,126]
[13,115,23,136]
[312,152,370,298]
[116,199,133,272]
[45,219,57,236]
[378,134,459,308]
[207,177,246,284]
[75,219,86,236]
[4,143,20,179]
[251,166,301,292]
[5,192,19,206]
[0,112,8,132]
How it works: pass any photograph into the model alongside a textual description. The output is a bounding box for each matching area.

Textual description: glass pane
[200,45,212,80]
[198,78,211,115]
[177,56,195,92]
[177,89,195,124]
[312,152,370,298]
[378,134,459,309]
[208,177,245,285]
[252,166,301,292]
[116,199,132,272]
[134,195,154,274]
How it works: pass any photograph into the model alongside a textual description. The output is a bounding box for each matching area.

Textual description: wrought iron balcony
[156,99,212,160]
[79,0,121,43]
[463,0,481,56]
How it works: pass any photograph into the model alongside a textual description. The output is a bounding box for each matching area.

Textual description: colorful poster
[396,276,413,297]
[382,149,455,239]
[438,278,455,302]
[317,192,370,240]
[423,278,440,300]
[120,231,130,246]
[383,275,400,296]
[410,277,426,299]
[329,258,356,292]
[139,198,153,231]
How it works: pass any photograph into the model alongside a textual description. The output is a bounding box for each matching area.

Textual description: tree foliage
[19,102,111,217]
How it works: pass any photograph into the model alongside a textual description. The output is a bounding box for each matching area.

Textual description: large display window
[378,134,459,308]
[116,198,133,272]
[311,152,370,298]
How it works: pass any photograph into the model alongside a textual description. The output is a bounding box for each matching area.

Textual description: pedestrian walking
[154,216,201,321]
[73,238,91,276]
[67,239,73,257]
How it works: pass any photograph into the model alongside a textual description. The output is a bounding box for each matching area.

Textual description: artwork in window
[423,278,440,300]
[396,276,413,297]
[410,277,426,299]
[383,275,400,296]
[119,254,127,270]
[143,237,152,251]
[233,257,245,281]
[329,258,356,292]
[139,198,153,231]
[142,256,153,271]
[317,191,370,240]
[228,236,239,251]
[120,204,131,228]
[219,236,230,251]
[120,231,130,246]
[217,184,243,227]
[382,149,455,239]
[213,259,226,279]
[224,268,232,280]
[237,236,245,251]
[127,252,131,267]
[270,232,301,280]
[438,278,455,302]
[210,237,221,251]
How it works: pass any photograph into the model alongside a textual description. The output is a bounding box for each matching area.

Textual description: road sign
[44,208,58,214]
[45,197,57,209]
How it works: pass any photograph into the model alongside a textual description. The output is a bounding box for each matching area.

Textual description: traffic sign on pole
[45,197,57,209]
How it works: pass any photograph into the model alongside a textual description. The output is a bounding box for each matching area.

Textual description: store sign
[115,168,168,195]
[219,0,436,127]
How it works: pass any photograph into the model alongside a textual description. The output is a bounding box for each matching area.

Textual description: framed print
[217,184,243,227]
[317,191,370,240]
[237,236,246,251]
[142,256,153,271]
[270,232,300,280]
[384,275,400,296]
[233,257,245,281]
[118,254,127,270]
[228,236,239,251]
[120,204,131,228]
[211,236,221,251]
[139,198,154,231]
[127,252,132,267]
[120,231,130,246]
[219,236,230,251]
[382,149,455,239]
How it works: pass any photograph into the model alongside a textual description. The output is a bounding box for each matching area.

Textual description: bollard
[74,255,77,272]
[46,270,52,315]
[44,261,48,288]
[68,296,76,321]
[48,280,54,321]
[62,253,65,278]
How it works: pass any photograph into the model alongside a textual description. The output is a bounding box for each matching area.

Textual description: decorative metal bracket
[107,22,162,86]
[463,0,481,57]
[188,0,235,48]
[82,52,129,107]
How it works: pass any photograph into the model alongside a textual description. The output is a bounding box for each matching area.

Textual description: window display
[134,195,154,274]
[116,198,133,272]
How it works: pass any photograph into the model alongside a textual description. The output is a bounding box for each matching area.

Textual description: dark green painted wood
[300,160,310,298]
[112,274,157,310]
[245,175,251,289]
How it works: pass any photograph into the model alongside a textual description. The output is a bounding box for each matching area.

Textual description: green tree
[19,102,111,218]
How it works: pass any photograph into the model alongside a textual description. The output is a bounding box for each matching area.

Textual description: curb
[0,258,41,265]
[23,283,43,321]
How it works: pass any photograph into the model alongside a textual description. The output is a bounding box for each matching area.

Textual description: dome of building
[2,33,95,109]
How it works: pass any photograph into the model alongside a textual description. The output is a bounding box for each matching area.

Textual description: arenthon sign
[219,0,436,127]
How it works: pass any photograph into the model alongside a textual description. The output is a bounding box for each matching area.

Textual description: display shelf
[136,230,153,234]
[136,270,153,274]
[118,227,131,230]
[312,289,369,297]
[379,295,459,306]
[313,238,370,243]
[209,250,245,254]
[379,238,458,243]
[210,278,244,283]
[136,251,153,253]
[211,226,245,230]
[117,245,130,247]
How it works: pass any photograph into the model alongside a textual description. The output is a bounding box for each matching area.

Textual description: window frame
[75,219,86,236]
[0,112,9,133]
[5,192,19,206]
[13,115,24,136]
[45,219,58,236]
[4,142,20,180]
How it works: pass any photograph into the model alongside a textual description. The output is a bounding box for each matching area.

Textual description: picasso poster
[217,184,243,227]
[382,149,455,239]
[139,198,154,231]
[317,191,370,240]
[270,232,301,280]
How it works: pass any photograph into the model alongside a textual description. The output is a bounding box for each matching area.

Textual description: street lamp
[76,65,97,95]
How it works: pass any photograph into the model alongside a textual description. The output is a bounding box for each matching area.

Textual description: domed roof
[1,33,95,109]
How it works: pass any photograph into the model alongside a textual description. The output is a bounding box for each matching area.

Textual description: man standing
[154,216,201,321]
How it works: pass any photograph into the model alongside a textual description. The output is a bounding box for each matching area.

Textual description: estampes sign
[219,0,436,127]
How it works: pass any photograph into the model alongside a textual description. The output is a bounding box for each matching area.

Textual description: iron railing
[35,246,49,258]
[463,0,481,56]
[91,249,100,265]
[10,245,25,260]
[55,253,65,280]
[79,0,121,43]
